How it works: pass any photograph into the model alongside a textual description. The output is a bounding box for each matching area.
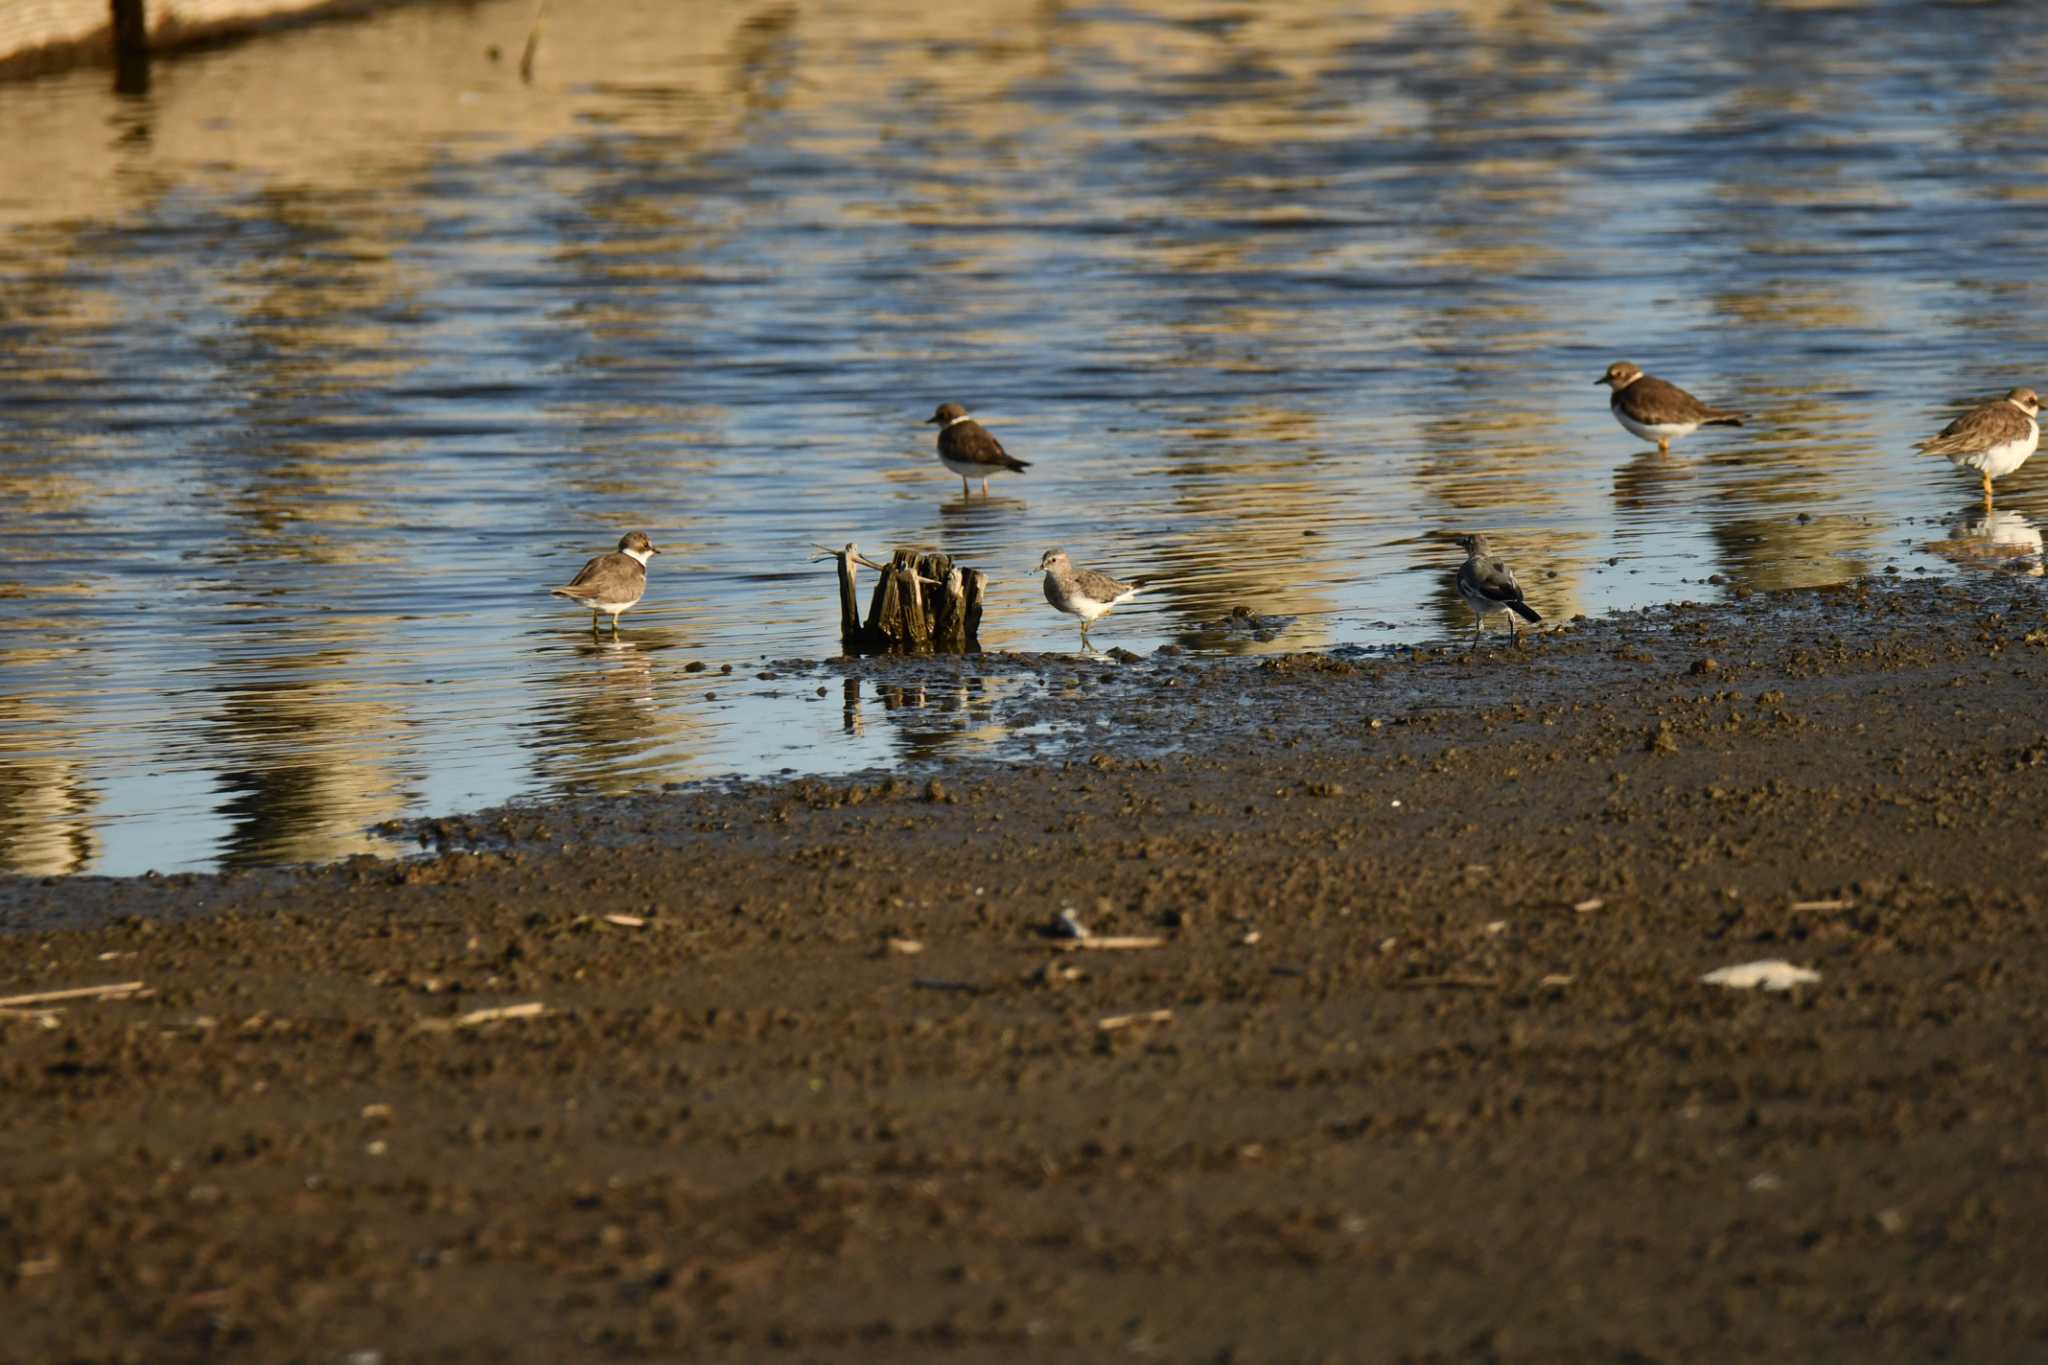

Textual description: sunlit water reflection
[3,0,2047,874]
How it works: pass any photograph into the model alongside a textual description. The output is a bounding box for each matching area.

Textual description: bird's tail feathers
[1704,414,1744,427]
[1509,601,1542,623]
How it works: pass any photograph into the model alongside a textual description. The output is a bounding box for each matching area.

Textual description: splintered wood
[815,543,986,654]
[1049,936,1168,953]
[1097,1008,1173,1031]
[0,981,146,1008]
[418,1002,547,1032]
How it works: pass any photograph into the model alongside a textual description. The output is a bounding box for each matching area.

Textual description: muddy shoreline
[5,578,2047,1362]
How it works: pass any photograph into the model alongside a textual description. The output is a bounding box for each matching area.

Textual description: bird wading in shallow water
[1454,533,1542,650]
[550,531,660,637]
[1039,548,1139,651]
[1598,361,1745,455]
[927,402,1030,497]
[1916,387,2041,513]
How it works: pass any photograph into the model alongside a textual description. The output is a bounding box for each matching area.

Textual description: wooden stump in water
[815,544,985,654]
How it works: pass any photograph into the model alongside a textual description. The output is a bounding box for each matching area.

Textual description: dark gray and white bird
[1597,361,1745,455]
[1453,533,1541,649]
[927,402,1030,497]
[1916,387,2041,511]
[550,531,660,636]
[1040,548,1139,649]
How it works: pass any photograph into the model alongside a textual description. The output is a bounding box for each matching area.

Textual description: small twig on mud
[1048,936,1168,953]
[0,981,145,1008]
[1571,898,1604,914]
[1395,974,1499,990]
[1789,899,1854,912]
[1097,1008,1173,1031]
[602,913,647,928]
[419,1001,547,1032]
[912,978,979,994]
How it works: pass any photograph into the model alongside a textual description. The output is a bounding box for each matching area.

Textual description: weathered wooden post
[111,0,150,94]
[815,542,985,654]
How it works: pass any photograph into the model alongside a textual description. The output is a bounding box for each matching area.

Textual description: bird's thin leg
[1470,613,1482,652]
[1511,615,1523,649]
[981,477,990,497]
[1984,472,1995,512]
[961,476,971,498]
[590,612,600,637]
[612,615,623,638]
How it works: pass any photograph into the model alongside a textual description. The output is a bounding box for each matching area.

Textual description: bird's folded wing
[1072,568,1135,600]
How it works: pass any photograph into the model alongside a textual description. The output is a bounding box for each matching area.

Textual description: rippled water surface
[4,0,2048,875]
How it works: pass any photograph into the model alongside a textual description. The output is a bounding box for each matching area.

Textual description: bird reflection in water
[1927,509,2044,577]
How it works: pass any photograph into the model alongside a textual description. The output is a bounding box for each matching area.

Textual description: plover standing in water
[1040,549,1139,650]
[927,402,1030,497]
[1916,387,2041,512]
[550,531,660,637]
[1598,361,1745,455]
[1454,533,1541,650]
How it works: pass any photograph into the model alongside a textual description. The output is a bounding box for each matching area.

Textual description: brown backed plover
[1454,533,1541,649]
[1598,361,1745,455]
[1039,548,1138,650]
[928,402,1030,497]
[1916,386,2041,511]
[550,531,659,636]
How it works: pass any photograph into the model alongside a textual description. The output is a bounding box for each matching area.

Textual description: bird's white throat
[943,413,975,428]
[622,547,655,565]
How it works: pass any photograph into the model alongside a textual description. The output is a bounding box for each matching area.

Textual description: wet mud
[4,578,2047,1362]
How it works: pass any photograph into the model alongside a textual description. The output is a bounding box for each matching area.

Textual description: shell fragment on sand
[1701,960,1820,991]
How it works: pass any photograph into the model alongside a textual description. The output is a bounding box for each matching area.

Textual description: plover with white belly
[927,402,1030,498]
[550,531,660,637]
[1039,549,1139,650]
[1916,386,2040,512]
[1597,361,1745,455]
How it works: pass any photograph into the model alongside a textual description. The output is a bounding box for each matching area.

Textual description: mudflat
[4,578,2046,1363]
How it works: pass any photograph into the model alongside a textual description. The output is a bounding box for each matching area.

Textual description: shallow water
[3,0,2047,875]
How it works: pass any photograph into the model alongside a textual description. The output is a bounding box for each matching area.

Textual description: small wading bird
[1040,548,1139,650]
[1598,361,1745,455]
[927,402,1030,497]
[550,531,660,637]
[1454,533,1542,650]
[1916,386,2041,513]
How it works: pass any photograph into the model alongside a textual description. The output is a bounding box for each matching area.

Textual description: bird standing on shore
[1915,387,2040,512]
[927,402,1030,497]
[1040,549,1139,650]
[550,531,660,637]
[1597,361,1745,455]
[1454,533,1541,650]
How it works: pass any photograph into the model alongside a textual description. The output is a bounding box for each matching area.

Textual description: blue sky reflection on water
[2,0,2047,874]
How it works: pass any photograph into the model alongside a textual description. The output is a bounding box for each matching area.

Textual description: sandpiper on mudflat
[1040,548,1139,650]
[1454,533,1541,649]
[1597,361,1745,455]
[927,402,1030,497]
[1916,386,2041,512]
[550,531,660,636]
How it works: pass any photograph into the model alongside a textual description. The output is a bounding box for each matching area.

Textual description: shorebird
[1040,549,1139,650]
[550,531,659,636]
[1597,361,1745,455]
[1916,387,2041,512]
[927,402,1030,497]
[1454,533,1542,649]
